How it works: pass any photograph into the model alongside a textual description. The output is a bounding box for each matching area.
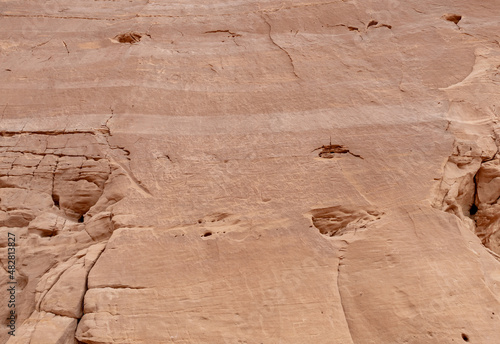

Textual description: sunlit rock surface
[1,0,500,343]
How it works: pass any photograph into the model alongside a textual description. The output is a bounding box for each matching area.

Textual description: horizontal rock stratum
[1,0,500,343]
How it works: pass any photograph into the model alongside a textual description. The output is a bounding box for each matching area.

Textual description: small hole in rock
[52,194,60,208]
[443,14,462,25]
[115,32,142,44]
[40,230,56,238]
[461,333,469,342]
[202,231,212,237]
[78,216,84,223]
[469,204,478,216]
[367,20,378,28]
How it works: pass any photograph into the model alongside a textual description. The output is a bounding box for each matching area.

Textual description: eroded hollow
[310,205,383,237]
[442,14,462,25]
[114,32,142,44]
[461,333,469,342]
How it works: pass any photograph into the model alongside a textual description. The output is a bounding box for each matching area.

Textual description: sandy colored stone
[0,188,53,213]
[338,206,500,343]
[0,210,35,228]
[40,244,105,318]
[28,212,66,237]
[476,159,500,205]
[53,157,110,220]
[84,212,113,241]
[77,224,353,344]
[0,132,127,342]
[1,0,500,343]
[5,311,77,344]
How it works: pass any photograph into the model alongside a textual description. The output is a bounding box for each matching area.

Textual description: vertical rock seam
[337,252,354,344]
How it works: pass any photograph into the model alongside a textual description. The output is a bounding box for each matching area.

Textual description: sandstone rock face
[6,311,78,344]
[1,0,500,343]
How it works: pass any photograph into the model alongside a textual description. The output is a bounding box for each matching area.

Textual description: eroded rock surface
[310,205,383,237]
[474,160,500,254]
[1,0,500,343]
[0,131,131,343]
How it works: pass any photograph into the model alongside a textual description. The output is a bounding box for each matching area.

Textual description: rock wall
[1,0,500,343]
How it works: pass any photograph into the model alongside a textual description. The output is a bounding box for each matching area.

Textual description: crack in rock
[261,14,300,80]
[312,142,364,159]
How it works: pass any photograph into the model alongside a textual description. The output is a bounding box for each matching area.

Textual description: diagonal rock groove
[336,242,354,344]
[261,14,300,80]
[98,115,152,196]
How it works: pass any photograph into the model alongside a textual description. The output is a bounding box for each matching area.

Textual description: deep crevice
[434,138,500,256]
[51,158,60,209]
[469,172,479,217]
[469,204,478,216]
[52,194,60,208]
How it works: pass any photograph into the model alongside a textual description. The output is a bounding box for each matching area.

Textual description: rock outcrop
[1,0,500,343]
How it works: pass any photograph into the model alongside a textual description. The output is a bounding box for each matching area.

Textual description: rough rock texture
[1,0,500,343]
